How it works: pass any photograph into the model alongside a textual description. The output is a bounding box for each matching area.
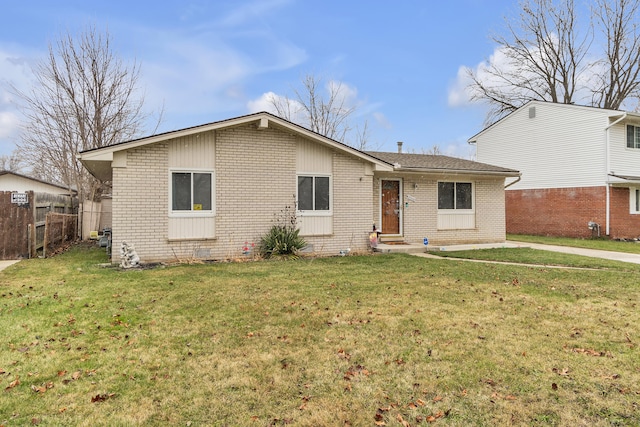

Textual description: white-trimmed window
[438,182,473,210]
[627,125,640,149]
[631,188,640,214]
[170,170,214,215]
[297,175,331,214]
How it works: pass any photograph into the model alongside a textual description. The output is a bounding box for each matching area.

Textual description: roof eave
[78,112,394,177]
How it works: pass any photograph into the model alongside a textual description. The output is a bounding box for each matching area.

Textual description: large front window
[171,170,214,213]
[627,125,640,149]
[438,182,473,210]
[298,175,330,212]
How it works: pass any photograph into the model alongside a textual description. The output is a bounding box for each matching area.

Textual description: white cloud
[132,2,307,130]
[372,112,391,130]
[0,111,19,139]
[0,45,40,154]
[448,47,514,108]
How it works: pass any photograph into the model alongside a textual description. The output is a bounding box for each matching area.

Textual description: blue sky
[0,1,518,159]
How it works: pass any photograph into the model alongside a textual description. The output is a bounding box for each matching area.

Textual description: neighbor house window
[297,175,330,212]
[627,125,640,149]
[438,182,473,210]
[170,170,214,213]
[631,188,640,214]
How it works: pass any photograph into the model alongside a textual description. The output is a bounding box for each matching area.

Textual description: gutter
[392,167,520,178]
[604,113,627,236]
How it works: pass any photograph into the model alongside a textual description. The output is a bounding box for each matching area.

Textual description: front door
[381,179,401,235]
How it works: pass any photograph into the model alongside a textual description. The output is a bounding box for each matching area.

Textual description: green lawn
[1,245,640,426]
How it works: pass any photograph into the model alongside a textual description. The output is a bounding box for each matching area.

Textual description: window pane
[456,183,473,209]
[193,173,212,210]
[172,173,191,210]
[315,177,330,210]
[636,189,639,212]
[627,125,635,148]
[298,176,313,210]
[438,182,455,209]
[635,127,640,149]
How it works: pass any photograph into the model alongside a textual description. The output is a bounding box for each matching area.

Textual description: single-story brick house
[79,112,519,262]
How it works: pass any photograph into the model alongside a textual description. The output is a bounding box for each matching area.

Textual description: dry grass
[1,245,639,426]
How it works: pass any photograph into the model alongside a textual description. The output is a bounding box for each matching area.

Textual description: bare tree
[269,74,370,148]
[0,151,23,172]
[467,0,591,123]
[591,0,640,109]
[13,25,152,201]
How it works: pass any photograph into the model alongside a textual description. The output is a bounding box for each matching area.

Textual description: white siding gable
[168,132,216,240]
[297,138,333,236]
[475,102,610,190]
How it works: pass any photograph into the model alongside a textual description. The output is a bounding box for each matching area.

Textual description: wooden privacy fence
[43,213,77,257]
[0,191,77,260]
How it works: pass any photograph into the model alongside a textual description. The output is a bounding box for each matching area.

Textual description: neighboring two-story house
[469,100,640,239]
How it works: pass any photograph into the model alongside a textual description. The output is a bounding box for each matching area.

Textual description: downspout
[504,175,521,189]
[604,113,627,236]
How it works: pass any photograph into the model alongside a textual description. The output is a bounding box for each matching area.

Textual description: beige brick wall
[112,124,377,262]
[304,153,374,255]
[112,143,170,262]
[373,175,506,246]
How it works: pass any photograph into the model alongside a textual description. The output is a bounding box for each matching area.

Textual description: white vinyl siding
[475,102,609,190]
[297,139,333,236]
[168,134,216,240]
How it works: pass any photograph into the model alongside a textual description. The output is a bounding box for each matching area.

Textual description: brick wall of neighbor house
[505,187,607,238]
[373,176,507,246]
[610,187,640,238]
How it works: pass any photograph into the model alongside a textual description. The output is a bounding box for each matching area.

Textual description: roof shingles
[365,151,519,175]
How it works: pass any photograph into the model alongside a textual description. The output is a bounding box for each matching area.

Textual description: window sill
[167,237,218,242]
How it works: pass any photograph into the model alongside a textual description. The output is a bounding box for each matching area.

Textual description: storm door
[381,179,401,235]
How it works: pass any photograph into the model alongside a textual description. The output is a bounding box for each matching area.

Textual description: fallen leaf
[57,370,67,377]
[396,414,410,427]
[433,395,443,402]
[426,415,437,422]
[5,377,20,390]
[552,383,558,390]
[91,393,115,403]
[72,371,82,380]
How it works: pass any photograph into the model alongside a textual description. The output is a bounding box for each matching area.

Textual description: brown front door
[381,180,400,235]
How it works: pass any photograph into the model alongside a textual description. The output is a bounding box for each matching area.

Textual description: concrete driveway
[507,241,640,265]
[0,260,20,272]
[419,241,640,265]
